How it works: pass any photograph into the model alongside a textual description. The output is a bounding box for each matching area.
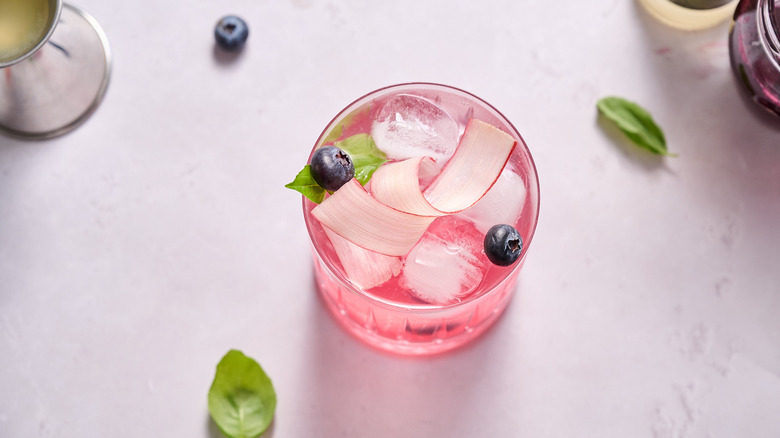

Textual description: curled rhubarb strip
[370,156,442,216]
[312,178,436,256]
[312,119,516,259]
[424,119,516,213]
[323,227,402,290]
[372,119,516,215]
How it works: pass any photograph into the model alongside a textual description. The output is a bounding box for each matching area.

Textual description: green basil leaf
[319,105,370,146]
[320,123,344,146]
[285,165,326,204]
[334,133,388,185]
[285,134,388,203]
[597,96,676,157]
[208,350,276,438]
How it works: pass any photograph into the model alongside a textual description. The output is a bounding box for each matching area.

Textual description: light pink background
[2,1,779,437]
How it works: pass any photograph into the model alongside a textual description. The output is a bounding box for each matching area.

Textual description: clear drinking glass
[637,0,739,29]
[0,0,111,139]
[729,0,780,118]
[302,83,540,356]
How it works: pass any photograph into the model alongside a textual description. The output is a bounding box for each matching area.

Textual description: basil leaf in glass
[597,96,676,157]
[285,133,388,203]
[334,133,388,185]
[208,350,276,438]
[319,104,369,146]
[285,165,326,204]
[320,123,343,146]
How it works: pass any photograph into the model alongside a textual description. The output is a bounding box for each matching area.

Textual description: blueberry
[484,224,523,267]
[310,146,355,191]
[214,16,249,51]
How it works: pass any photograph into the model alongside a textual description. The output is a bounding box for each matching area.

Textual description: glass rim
[0,0,63,69]
[303,82,541,311]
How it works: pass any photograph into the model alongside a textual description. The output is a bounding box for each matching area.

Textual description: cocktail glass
[0,0,111,139]
[302,83,540,356]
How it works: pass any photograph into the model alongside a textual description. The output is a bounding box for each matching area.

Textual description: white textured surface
[2,1,780,437]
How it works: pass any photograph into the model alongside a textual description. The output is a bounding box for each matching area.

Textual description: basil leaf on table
[597,96,676,157]
[208,350,277,438]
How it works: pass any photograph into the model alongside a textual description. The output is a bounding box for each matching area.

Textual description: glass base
[313,251,520,356]
[0,3,111,140]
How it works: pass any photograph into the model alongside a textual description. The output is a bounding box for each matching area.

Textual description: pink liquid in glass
[303,83,540,356]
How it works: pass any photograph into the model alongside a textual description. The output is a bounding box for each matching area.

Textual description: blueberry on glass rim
[484,224,523,267]
[310,146,355,191]
[214,15,249,51]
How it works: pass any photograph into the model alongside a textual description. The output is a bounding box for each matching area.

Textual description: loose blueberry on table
[310,146,355,191]
[484,224,523,267]
[214,15,249,51]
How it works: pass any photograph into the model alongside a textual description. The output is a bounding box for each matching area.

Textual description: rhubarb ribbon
[312,119,517,258]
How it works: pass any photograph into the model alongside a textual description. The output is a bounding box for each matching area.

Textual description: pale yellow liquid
[638,0,738,30]
[0,0,51,63]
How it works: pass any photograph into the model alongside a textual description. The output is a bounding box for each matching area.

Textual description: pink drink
[303,83,540,355]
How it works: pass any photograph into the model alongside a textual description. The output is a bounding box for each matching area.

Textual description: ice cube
[400,216,486,305]
[458,168,527,235]
[370,94,459,164]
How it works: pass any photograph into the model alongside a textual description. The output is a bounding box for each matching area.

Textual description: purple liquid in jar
[672,0,733,9]
[729,0,780,118]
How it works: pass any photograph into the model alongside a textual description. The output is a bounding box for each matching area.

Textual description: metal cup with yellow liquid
[0,0,111,139]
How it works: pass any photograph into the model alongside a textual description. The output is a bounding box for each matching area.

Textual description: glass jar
[729,0,780,118]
